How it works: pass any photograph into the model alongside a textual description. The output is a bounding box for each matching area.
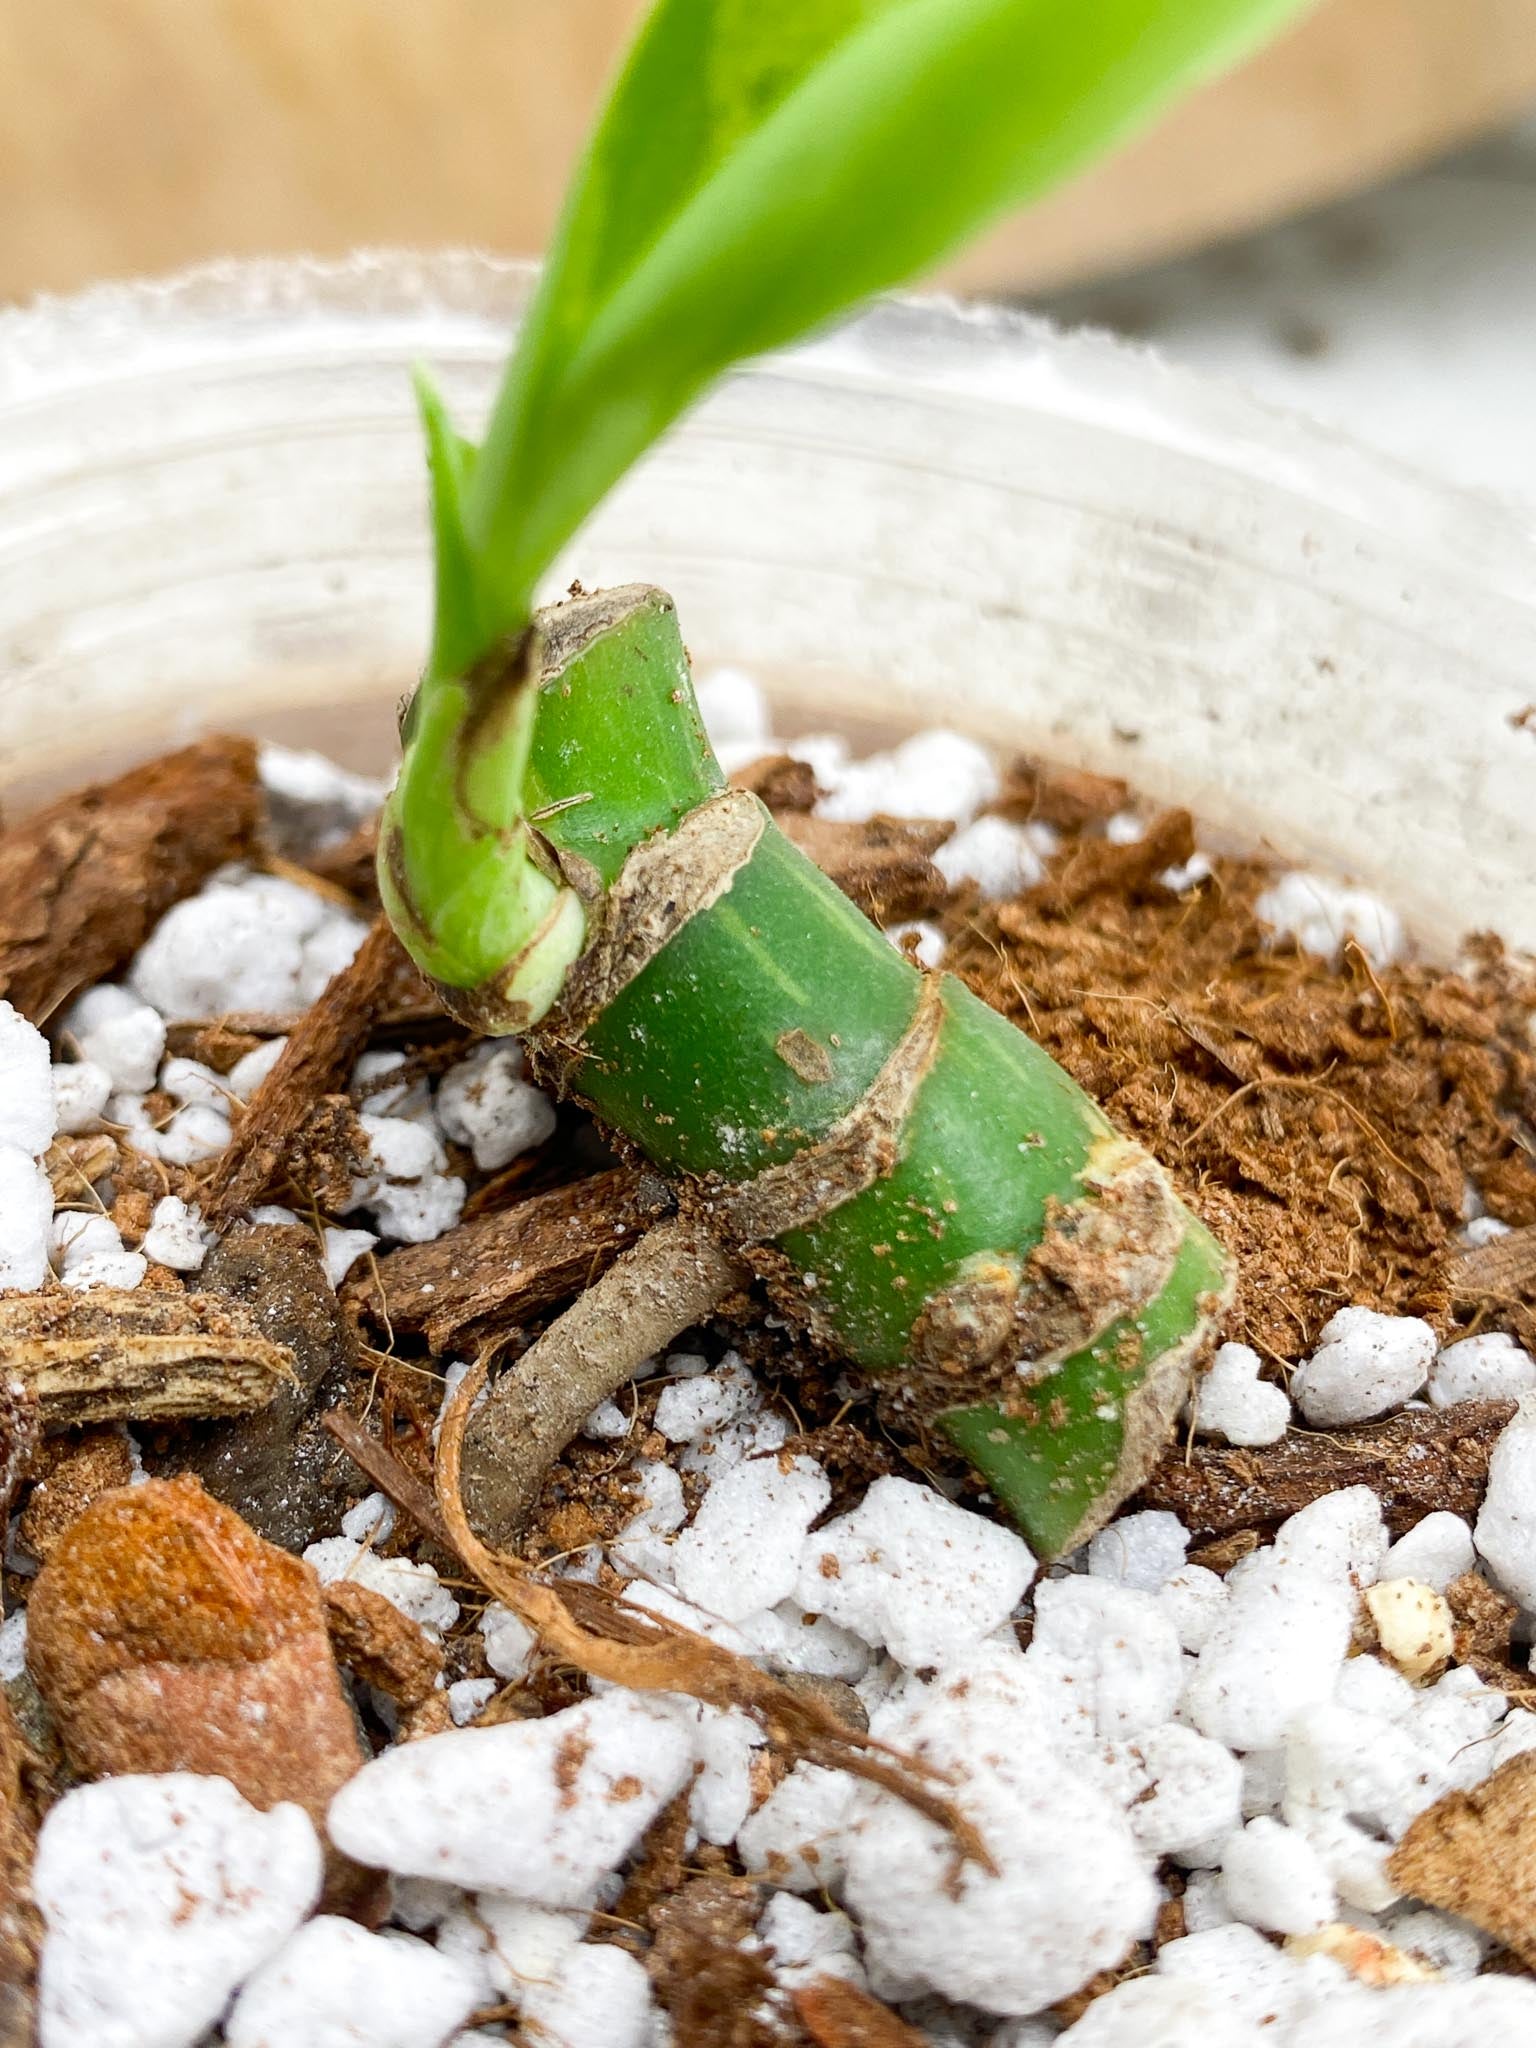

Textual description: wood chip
[200,913,414,1225]
[0,1378,39,1525]
[1025,808,1196,913]
[646,1877,780,2048]
[792,1977,929,2048]
[729,754,819,813]
[1450,1223,1536,1302]
[0,1692,40,2048]
[303,815,381,906]
[776,812,950,924]
[0,736,261,1022]
[0,1290,294,1427]
[345,1168,672,1354]
[322,1579,444,1710]
[1389,1750,1536,1966]
[1137,1400,1516,1540]
[993,758,1131,829]
[1445,1570,1523,1687]
[17,1428,134,1564]
[43,1135,117,1204]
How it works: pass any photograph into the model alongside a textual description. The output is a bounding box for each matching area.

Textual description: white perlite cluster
[8,862,566,1286]
[131,1349,1518,2042]
[17,711,1536,2045]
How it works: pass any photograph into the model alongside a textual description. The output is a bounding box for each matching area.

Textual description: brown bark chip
[730,753,819,813]
[0,1693,40,2048]
[347,1167,671,1354]
[1389,1750,1536,1967]
[0,736,262,1023]
[0,1289,294,1428]
[792,1977,929,2048]
[25,1476,368,1895]
[201,913,414,1225]
[647,1877,784,2048]
[156,1223,364,1552]
[17,1428,134,1563]
[776,811,950,925]
[323,1579,444,1711]
[1445,1570,1522,1687]
[1138,1400,1515,1541]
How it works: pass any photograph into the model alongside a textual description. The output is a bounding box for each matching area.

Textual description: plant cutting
[376,0,1315,1555]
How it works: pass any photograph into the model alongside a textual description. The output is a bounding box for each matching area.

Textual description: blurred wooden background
[4,0,1536,303]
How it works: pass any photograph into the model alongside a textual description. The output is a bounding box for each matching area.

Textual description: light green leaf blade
[461,0,1314,645]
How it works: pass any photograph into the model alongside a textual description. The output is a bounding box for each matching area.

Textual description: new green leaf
[446,0,1314,663]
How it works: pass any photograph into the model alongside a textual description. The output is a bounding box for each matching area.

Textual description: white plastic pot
[1,252,1533,955]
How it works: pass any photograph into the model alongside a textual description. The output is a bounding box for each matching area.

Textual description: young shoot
[380,0,1315,1554]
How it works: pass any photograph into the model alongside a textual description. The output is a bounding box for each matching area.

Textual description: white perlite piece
[63,985,165,1093]
[323,1226,378,1289]
[1429,1331,1536,1408]
[0,1145,55,1291]
[795,1475,1034,1669]
[351,1114,465,1245]
[933,816,1044,899]
[258,743,385,848]
[884,918,946,969]
[1254,872,1405,971]
[518,1940,656,2048]
[1291,1308,1436,1426]
[328,1692,697,1905]
[670,1454,831,1622]
[0,1611,27,1682]
[51,1213,145,1294]
[1026,1578,1184,1746]
[225,1916,479,2048]
[843,1650,1157,2015]
[1055,1976,1267,2047]
[130,871,366,1020]
[1128,1725,1243,1860]
[160,1056,229,1111]
[653,1357,758,1443]
[1184,1552,1354,1752]
[51,1059,112,1135]
[33,1774,321,2048]
[140,1195,214,1273]
[1474,1395,1536,1610]
[228,1037,289,1100]
[435,1043,556,1173]
[1380,1512,1475,1592]
[479,1604,536,1683]
[1219,1818,1337,1935]
[0,1000,56,1155]
[1087,1509,1189,1592]
[816,729,999,828]
[757,1894,864,1992]
[1192,1343,1291,1446]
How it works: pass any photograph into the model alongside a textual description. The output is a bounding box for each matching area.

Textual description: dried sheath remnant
[0,1291,294,1428]
[345,1167,671,1353]
[1137,1398,1516,1541]
[202,913,406,1224]
[0,736,262,1022]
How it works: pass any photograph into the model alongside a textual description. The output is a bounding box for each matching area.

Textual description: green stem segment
[380,585,1230,1557]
